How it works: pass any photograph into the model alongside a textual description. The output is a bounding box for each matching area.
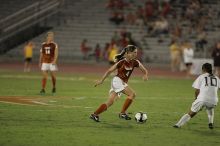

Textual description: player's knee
[42,74,48,79]
[188,111,197,118]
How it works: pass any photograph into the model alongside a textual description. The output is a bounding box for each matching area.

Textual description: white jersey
[192,73,220,105]
[183,48,194,63]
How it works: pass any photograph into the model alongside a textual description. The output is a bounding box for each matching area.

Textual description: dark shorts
[25,57,32,62]
[109,61,115,65]
[214,61,220,67]
[185,63,192,67]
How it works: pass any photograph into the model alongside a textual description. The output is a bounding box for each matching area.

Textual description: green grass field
[0,69,219,146]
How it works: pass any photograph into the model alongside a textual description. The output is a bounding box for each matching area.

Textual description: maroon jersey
[40,42,57,63]
[116,59,140,83]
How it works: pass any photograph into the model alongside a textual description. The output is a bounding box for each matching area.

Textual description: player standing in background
[24,41,34,72]
[212,41,220,78]
[169,39,181,72]
[173,63,219,129]
[90,45,148,122]
[182,40,194,78]
[39,32,58,94]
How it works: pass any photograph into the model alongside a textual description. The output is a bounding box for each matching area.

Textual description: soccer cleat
[208,123,214,129]
[119,113,131,120]
[52,88,56,93]
[90,114,100,122]
[173,125,180,128]
[40,89,45,94]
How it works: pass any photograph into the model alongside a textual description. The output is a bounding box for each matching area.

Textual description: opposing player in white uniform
[174,63,220,129]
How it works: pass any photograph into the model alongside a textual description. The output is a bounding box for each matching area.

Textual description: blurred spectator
[80,39,91,60]
[102,43,110,61]
[108,42,119,65]
[150,17,169,41]
[115,0,126,9]
[182,41,194,78]
[106,0,115,9]
[126,32,139,47]
[169,39,181,72]
[144,0,154,21]
[106,0,127,10]
[136,5,144,19]
[119,26,128,38]
[125,11,136,25]
[211,41,220,77]
[119,27,129,47]
[111,30,120,45]
[197,14,208,33]
[185,1,201,35]
[119,36,129,48]
[195,29,207,52]
[23,41,34,72]
[94,43,101,62]
[109,11,124,25]
[160,0,171,18]
[170,22,182,41]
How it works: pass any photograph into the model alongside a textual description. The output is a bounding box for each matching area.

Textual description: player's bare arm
[39,52,43,68]
[52,44,58,64]
[94,63,118,87]
[138,62,148,81]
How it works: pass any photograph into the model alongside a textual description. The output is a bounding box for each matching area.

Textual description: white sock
[206,108,214,124]
[175,114,191,127]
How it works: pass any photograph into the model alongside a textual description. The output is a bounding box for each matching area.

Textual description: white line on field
[32,101,49,105]
[0,101,37,106]
[0,100,93,109]
[0,74,146,83]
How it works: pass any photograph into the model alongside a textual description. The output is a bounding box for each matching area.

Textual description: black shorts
[25,57,32,62]
[185,63,192,67]
[214,60,220,67]
[109,61,115,65]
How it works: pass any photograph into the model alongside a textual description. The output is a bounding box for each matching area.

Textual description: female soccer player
[39,32,58,94]
[174,63,220,129]
[90,45,148,122]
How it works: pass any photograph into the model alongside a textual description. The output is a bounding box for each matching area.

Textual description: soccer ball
[135,112,147,123]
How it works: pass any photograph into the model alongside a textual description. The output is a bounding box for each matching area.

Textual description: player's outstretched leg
[173,114,191,128]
